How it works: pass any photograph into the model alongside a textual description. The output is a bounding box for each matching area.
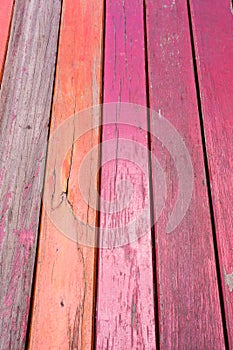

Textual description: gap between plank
[93,0,107,348]
[143,0,160,348]
[186,1,229,348]
[24,0,64,347]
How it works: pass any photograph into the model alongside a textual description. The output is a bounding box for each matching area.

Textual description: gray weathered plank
[0,0,61,348]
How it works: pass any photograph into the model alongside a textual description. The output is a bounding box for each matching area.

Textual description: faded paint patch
[224,268,233,292]
[21,296,31,341]
[0,215,7,246]
[0,191,12,245]
[3,228,34,327]
[131,301,137,327]
[9,113,17,134]
[14,228,34,263]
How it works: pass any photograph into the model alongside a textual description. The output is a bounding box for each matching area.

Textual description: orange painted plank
[146,0,225,348]
[95,0,157,348]
[29,0,104,349]
[189,0,233,346]
[0,0,14,82]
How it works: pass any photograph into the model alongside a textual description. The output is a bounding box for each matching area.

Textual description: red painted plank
[0,0,14,82]
[96,0,157,349]
[29,0,104,348]
[146,0,225,348]
[0,0,61,348]
[189,0,233,346]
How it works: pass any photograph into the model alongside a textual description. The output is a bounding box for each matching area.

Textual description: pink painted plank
[190,0,233,346]
[96,0,157,349]
[146,0,225,348]
[0,0,61,348]
[0,0,14,82]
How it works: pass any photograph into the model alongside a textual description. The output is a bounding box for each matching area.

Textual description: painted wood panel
[0,0,14,82]
[96,0,157,349]
[189,0,233,346]
[145,0,225,348]
[0,0,61,348]
[29,0,104,349]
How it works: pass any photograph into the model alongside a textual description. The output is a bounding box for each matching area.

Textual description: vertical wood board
[0,0,61,348]
[29,0,104,349]
[190,0,233,346]
[146,0,225,348]
[96,0,157,349]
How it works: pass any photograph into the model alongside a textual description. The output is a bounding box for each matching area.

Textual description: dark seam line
[93,0,106,349]
[143,0,160,348]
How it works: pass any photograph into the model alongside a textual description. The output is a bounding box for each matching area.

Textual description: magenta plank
[95,0,157,349]
[146,0,225,348]
[190,0,233,346]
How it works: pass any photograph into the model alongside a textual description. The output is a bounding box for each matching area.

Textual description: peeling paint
[224,268,233,292]
[131,301,136,327]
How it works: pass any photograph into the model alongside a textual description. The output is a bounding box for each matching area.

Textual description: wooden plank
[145,0,225,348]
[0,0,14,82]
[189,0,233,346]
[29,0,104,349]
[96,0,157,349]
[0,0,61,348]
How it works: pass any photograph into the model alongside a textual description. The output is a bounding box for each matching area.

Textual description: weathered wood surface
[146,0,225,348]
[0,0,61,348]
[0,0,14,82]
[190,0,233,346]
[96,0,157,349]
[29,0,104,349]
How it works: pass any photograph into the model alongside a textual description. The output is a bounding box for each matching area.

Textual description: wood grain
[29,0,104,349]
[189,0,233,346]
[145,0,225,348]
[0,0,14,82]
[96,0,157,349]
[0,0,61,348]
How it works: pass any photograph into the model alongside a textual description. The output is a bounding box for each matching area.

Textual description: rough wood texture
[96,0,157,349]
[190,0,233,346]
[0,0,61,348]
[0,0,14,82]
[29,0,104,349]
[146,0,225,348]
